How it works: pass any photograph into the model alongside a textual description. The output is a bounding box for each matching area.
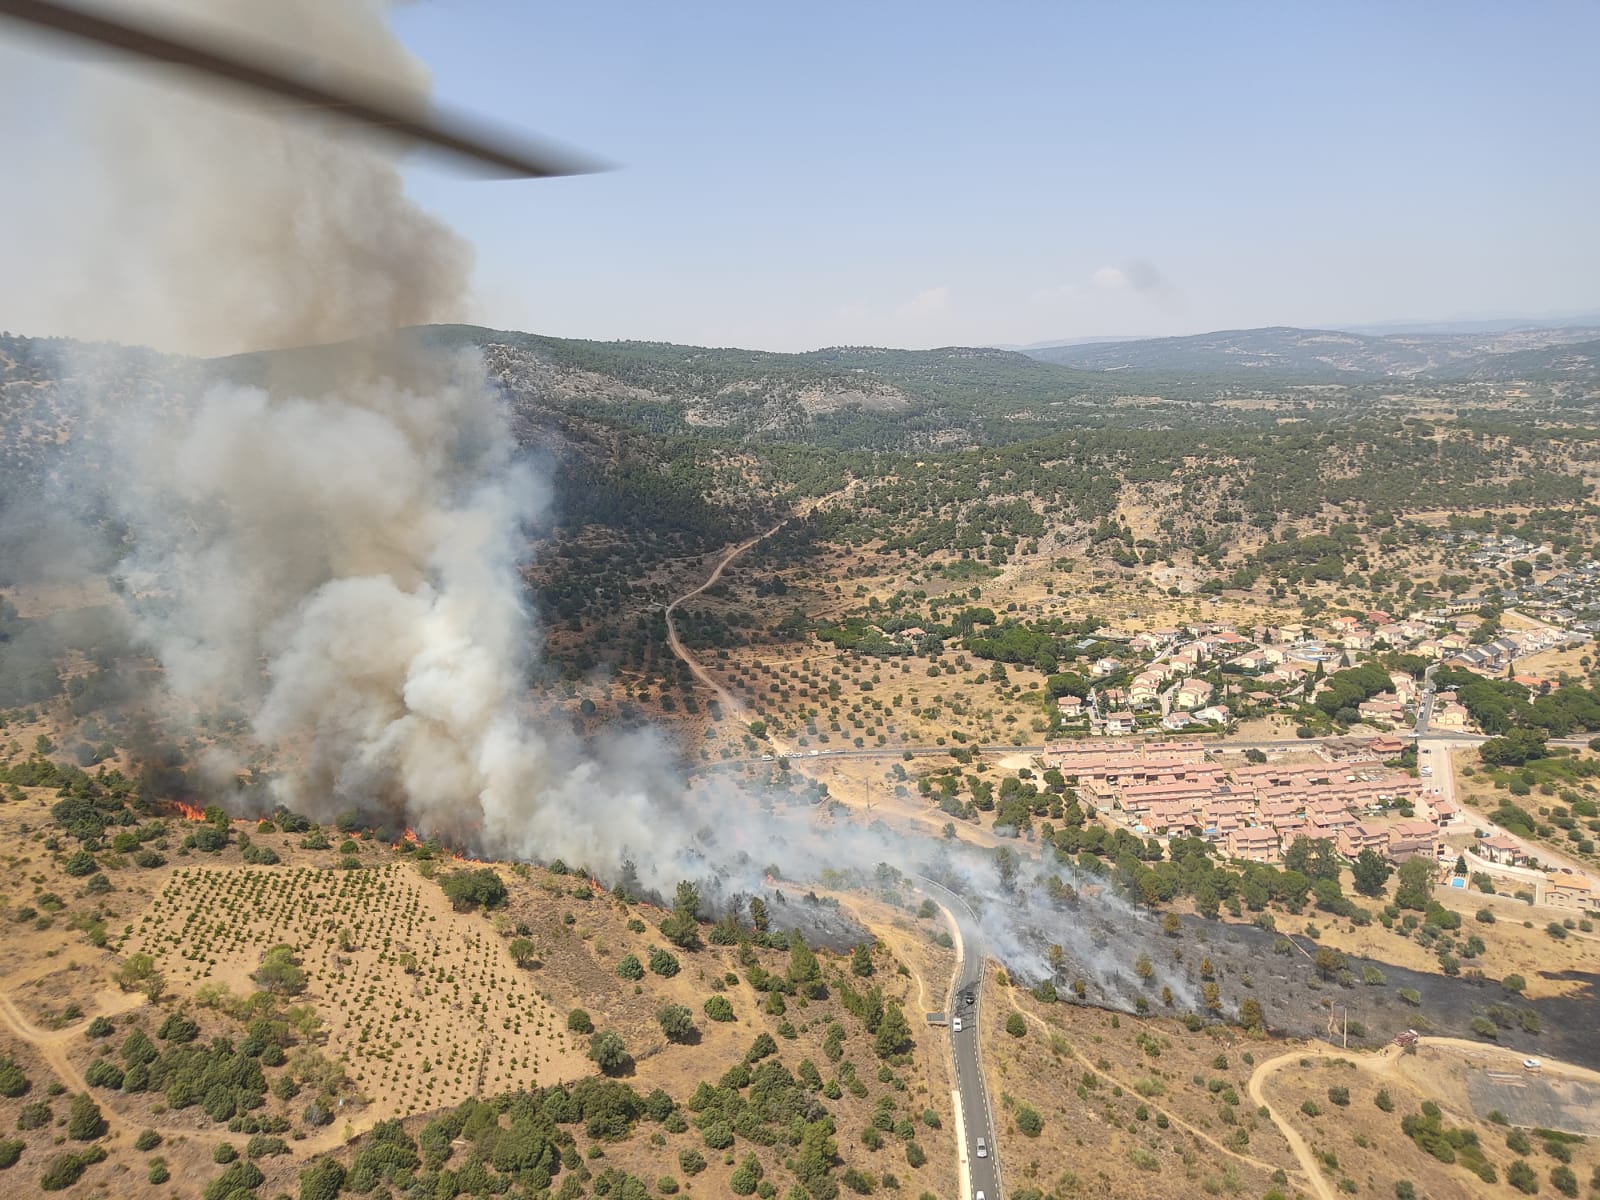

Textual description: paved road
[917,877,1000,1200]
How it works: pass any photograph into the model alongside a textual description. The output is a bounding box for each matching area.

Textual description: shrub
[704,996,735,1022]
[1328,1086,1350,1107]
[1005,1012,1027,1037]
[66,1093,106,1141]
[83,1060,123,1090]
[0,1056,28,1098]
[589,1031,629,1075]
[85,1016,114,1039]
[617,954,645,981]
[1552,1165,1578,1197]
[134,1130,162,1152]
[213,1143,237,1164]
[649,946,681,977]
[0,1140,21,1169]
[298,1159,346,1200]
[1016,1105,1043,1136]
[1507,1159,1539,1193]
[439,867,507,911]
[39,1148,105,1191]
[1301,1100,1322,1117]
[203,1159,264,1200]
[62,850,98,877]
[567,1009,594,1034]
[657,1004,695,1043]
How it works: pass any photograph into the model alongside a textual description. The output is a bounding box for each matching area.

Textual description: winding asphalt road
[917,877,1001,1200]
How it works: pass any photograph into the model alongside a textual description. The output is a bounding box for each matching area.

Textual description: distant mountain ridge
[1021,324,1600,379]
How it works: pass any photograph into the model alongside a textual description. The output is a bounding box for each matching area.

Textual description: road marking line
[951,1087,970,1200]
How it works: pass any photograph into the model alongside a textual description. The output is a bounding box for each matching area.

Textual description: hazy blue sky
[383,0,1599,350]
[3,1,1597,352]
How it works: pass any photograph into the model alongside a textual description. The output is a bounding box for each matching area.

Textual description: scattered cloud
[1094,259,1167,294]
[894,284,953,320]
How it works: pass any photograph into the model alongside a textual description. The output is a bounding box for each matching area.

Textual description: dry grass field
[980,971,1299,1199]
[1257,1042,1600,1200]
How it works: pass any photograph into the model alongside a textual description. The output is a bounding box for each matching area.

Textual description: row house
[1115,776,1234,815]
[1260,799,1302,825]
[1141,799,1201,835]
[1322,738,1382,765]
[1308,807,1359,837]
[1387,818,1438,863]
[1201,799,1252,839]
[1226,826,1280,863]
[1336,821,1390,857]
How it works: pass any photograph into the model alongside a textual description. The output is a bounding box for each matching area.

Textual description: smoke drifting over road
[7,1,1288,1027]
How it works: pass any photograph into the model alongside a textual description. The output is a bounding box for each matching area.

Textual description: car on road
[963,991,974,1006]
[808,750,820,756]
[976,1137,987,1158]
[1524,1058,1542,1071]
[760,753,773,760]
[952,1017,962,1033]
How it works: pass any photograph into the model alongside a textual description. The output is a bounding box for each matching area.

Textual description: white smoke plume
[4,1,1247,1017]
[0,0,708,886]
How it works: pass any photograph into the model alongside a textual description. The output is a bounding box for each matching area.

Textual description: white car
[976,1138,987,1158]
[1524,1058,1542,1071]
[808,750,820,756]
[952,1017,962,1033]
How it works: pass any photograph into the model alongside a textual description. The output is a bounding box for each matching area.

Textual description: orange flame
[171,801,206,822]
[397,827,422,848]
[589,875,604,894]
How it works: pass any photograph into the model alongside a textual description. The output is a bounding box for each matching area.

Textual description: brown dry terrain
[0,771,966,1198]
[982,970,1301,1199]
[1255,1040,1600,1200]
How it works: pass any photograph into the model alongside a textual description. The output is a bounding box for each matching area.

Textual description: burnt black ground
[1001,900,1600,1070]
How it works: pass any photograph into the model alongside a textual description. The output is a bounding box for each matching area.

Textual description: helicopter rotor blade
[0,0,608,179]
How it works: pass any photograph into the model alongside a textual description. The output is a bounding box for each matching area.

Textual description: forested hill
[1024,324,1600,380]
[420,324,1172,447]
